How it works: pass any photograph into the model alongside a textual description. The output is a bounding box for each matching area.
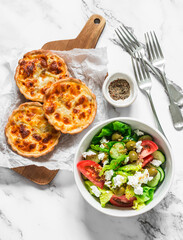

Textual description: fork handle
[146,61,183,130]
[146,92,167,139]
[145,59,183,107]
[161,72,173,102]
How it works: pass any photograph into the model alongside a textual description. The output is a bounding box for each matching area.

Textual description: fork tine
[131,55,140,84]
[140,52,151,79]
[115,29,133,54]
[118,26,137,49]
[145,33,152,61]
[122,25,140,47]
[137,53,146,80]
[134,53,143,81]
[115,29,132,54]
[153,31,164,58]
[144,60,151,78]
[120,26,140,48]
[150,31,159,59]
[146,32,155,61]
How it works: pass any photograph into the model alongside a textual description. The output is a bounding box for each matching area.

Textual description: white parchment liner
[0,48,109,171]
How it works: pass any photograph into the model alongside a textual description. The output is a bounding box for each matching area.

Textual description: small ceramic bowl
[102,72,138,107]
[74,117,174,217]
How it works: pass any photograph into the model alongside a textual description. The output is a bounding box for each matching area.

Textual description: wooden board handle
[42,14,106,51]
[75,14,106,49]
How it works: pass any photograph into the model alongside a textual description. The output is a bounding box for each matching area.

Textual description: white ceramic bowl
[102,72,138,107]
[74,117,174,217]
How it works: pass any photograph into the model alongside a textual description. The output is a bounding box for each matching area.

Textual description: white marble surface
[0,0,183,239]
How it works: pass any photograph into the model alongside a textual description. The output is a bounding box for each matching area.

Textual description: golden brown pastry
[15,50,69,102]
[43,78,97,134]
[5,102,61,158]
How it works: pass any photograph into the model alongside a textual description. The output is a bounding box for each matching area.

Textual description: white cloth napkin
[0,48,109,171]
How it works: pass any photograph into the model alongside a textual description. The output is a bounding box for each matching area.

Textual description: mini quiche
[5,102,61,158]
[43,78,97,134]
[15,50,69,102]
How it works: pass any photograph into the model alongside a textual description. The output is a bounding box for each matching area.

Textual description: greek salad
[77,121,166,210]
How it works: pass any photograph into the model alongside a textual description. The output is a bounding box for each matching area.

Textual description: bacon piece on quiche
[15,49,69,102]
[5,102,61,158]
[43,78,97,134]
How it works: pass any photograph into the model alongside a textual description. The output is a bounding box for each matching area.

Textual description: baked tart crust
[43,78,97,134]
[5,102,61,158]
[15,49,69,102]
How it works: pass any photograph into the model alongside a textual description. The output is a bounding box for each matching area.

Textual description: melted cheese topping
[5,102,61,158]
[43,78,97,134]
[15,50,69,102]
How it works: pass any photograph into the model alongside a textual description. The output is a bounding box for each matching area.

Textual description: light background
[0,0,183,239]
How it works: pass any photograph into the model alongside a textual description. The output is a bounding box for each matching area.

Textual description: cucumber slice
[85,149,100,163]
[138,135,153,141]
[110,142,126,159]
[147,171,161,187]
[157,167,165,182]
[152,150,165,164]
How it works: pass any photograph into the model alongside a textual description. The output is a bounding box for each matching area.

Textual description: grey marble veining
[0,0,183,239]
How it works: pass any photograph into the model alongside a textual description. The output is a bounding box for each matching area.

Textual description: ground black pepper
[108,79,130,101]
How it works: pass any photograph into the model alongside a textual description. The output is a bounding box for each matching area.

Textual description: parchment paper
[0,48,108,171]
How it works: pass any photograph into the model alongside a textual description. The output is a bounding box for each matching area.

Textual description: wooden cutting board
[12,14,106,185]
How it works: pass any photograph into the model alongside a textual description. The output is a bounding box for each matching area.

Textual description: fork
[145,31,183,130]
[115,25,183,107]
[131,52,167,138]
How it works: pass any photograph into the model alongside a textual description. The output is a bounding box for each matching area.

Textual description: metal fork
[145,32,183,130]
[115,25,183,107]
[131,53,167,138]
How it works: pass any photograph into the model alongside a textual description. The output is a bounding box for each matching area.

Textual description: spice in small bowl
[102,72,138,107]
[108,78,130,101]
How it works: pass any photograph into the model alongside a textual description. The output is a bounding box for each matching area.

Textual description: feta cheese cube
[100,137,109,148]
[98,152,105,161]
[100,143,105,149]
[151,159,162,167]
[100,137,109,144]
[103,160,109,166]
[90,186,101,197]
[104,181,112,188]
[127,175,139,187]
[134,129,144,136]
[104,170,114,181]
[138,169,153,184]
[82,150,96,159]
[113,175,125,188]
[134,185,143,195]
[136,141,143,153]
[127,169,153,195]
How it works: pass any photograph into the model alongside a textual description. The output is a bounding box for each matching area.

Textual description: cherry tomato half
[110,195,136,207]
[140,140,158,159]
[77,160,104,189]
[142,154,154,167]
